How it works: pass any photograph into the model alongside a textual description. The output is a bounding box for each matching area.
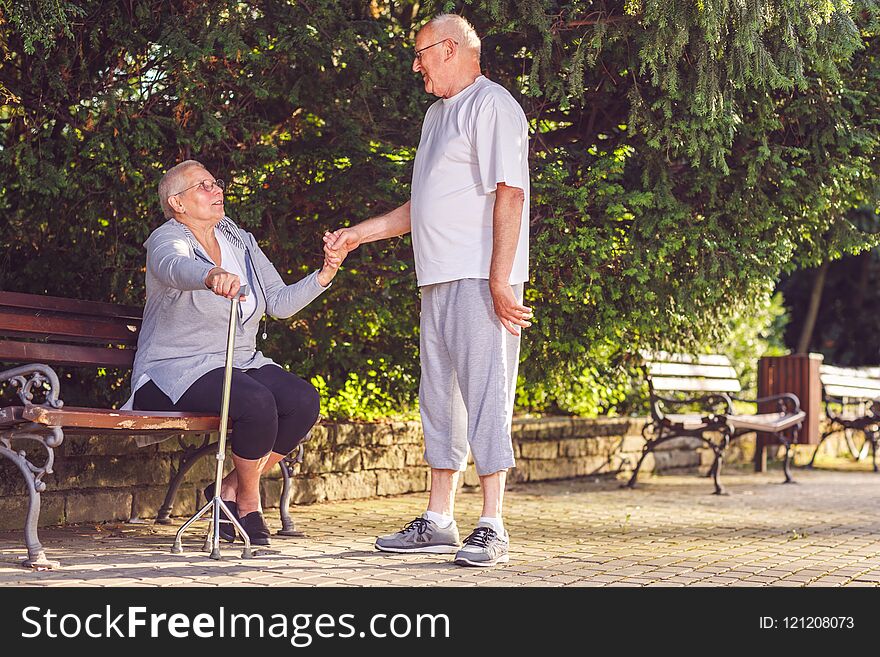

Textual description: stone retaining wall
[0,416,860,530]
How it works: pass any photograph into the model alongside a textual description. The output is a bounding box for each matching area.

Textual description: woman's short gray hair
[158,159,205,218]
[427,14,481,60]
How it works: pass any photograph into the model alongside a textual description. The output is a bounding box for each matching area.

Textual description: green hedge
[1,1,878,419]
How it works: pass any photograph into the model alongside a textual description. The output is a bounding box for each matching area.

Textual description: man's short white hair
[426,14,481,60]
[158,159,205,218]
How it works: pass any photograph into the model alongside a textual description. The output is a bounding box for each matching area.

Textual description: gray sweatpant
[419,278,522,476]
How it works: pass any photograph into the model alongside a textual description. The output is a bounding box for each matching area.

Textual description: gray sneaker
[375,515,461,554]
[453,523,510,567]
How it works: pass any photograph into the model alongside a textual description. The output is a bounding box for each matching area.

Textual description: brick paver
[1,468,879,587]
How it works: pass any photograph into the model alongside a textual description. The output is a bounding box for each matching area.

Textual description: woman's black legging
[134,365,320,460]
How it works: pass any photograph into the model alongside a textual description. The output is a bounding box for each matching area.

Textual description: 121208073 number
[784,617,854,629]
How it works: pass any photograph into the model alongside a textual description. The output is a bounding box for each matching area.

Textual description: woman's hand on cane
[205,267,245,300]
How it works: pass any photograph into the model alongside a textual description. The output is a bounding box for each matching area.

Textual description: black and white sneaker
[453,523,509,567]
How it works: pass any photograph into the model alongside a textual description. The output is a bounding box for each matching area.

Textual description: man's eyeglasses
[414,38,457,61]
[171,178,225,196]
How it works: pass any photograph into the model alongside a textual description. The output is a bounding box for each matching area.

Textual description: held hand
[489,280,533,337]
[323,227,362,256]
[205,267,245,300]
[317,231,348,287]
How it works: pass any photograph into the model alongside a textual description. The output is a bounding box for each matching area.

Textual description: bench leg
[625,426,664,489]
[779,425,800,484]
[869,430,879,473]
[710,432,731,495]
[156,436,215,524]
[277,444,306,537]
[0,426,63,569]
[807,429,836,468]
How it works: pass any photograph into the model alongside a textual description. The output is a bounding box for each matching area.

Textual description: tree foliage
[1,1,878,417]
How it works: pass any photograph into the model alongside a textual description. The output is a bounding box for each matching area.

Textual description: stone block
[301,447,361,474]
[303,424,333,451]
[61,435,149,457]
[462,465,480,487]
[391,422,423,445]
[655,436,702,451]
[652,450,701,471]
[333,423,360,446]
[403,444,426,467]
[322,471,377,501]
[620,435,648,453]
[301,449,331,473]
[65,490,132,524]
[361,446,408,470]
[519,441,560,460]
[372,424,396,447]
[575,455,618,476]
[290,475,326,505]
[0,492,66,530]
[182,453,226,482]
[156,434,214,453]
[331,447,363,472]
[376,467,429,497]
[51,455,171,489]
[259,478,283,510]
[509,461,529,483]
[526,458,582,481]
[638,451,656,473]
[130,485,174,520]
[559,438,593,458]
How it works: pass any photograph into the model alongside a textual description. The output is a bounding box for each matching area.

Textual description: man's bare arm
[489,183,532,336]
[324,201,412,254]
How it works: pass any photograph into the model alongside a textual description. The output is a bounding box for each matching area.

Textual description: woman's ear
[168,195,185,214]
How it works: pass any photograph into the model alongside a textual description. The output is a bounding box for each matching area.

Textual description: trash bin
[755,353,823,472]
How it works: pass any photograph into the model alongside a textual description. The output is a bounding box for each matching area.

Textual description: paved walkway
[2,467,880,587]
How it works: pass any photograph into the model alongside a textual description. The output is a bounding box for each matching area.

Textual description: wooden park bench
[0,290,306,569]
[807,364,880,471]
[626,353,806,494]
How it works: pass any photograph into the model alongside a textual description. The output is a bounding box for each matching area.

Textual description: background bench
[628,352,805,494]
[0,290,305,569]
[808,364,880,471]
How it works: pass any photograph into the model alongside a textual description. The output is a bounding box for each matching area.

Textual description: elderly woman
[126,159,343,546]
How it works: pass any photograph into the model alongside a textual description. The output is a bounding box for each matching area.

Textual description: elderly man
[324,14,531,566]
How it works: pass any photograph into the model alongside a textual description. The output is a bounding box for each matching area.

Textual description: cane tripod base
[172,496,253,560]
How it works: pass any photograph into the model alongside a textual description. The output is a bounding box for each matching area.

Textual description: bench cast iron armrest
[822,395,877,423]
[730,392,801,415]
[651,392,733,421]
[0,364,64,409]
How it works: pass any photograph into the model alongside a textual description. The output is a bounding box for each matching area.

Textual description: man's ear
[444,40,457,62]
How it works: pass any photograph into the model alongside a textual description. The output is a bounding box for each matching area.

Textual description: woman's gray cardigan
[125,216,328,408]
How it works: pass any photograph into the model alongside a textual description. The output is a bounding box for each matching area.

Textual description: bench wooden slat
[727,411,806,433]
[646,363,739,379]
[0,310,140,344]
[820,374,880,392]
[642,351,732,367]
[0,291,142,320]
[824,385,880,401]
[0,405,26,427]
[650,376,741,393]
[0,341,136,367]
[821,364,880,379]
[21,406,220,432]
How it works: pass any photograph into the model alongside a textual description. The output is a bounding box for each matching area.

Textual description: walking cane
[172,284,253,560]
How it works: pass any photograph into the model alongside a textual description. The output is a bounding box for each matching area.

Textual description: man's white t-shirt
[410,75,529,287]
